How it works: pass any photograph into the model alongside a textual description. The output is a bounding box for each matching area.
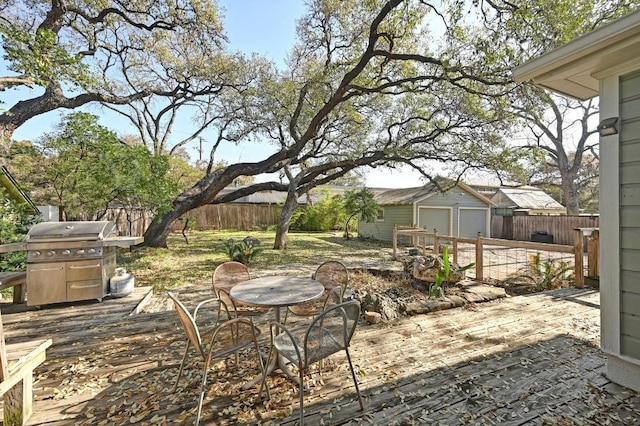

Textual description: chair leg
[195,356,213,426]
[253,337,271,401]
[345,348,364,411]
[173,340,192,392]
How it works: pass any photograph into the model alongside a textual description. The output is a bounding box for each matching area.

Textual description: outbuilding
[491,187,567,216]
[358,178,494,242]
[513,9,640,392]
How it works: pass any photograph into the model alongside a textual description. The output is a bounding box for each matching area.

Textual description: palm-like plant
[429,246,475,299]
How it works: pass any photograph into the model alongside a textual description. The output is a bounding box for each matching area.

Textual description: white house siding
[358,205,413,242]
[619,70,640,360]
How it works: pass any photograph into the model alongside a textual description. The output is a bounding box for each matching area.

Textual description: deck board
[0,285,637,425]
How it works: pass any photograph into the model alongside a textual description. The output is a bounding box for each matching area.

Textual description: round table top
[229,276,325,308]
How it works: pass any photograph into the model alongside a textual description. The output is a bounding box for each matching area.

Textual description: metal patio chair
[286,260,350,321]
[168,292,270,425]
[212,261,270,319]
[269,299,364,425]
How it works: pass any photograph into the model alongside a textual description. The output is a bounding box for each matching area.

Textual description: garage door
[417,207,451,236]
[459,208,489,238]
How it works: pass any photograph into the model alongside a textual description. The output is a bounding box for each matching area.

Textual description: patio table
[229,276,325,388]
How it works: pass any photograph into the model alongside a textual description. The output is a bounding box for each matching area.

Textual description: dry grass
[117,230,393,294]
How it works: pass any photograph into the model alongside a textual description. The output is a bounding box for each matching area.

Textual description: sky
[6,1,431,189]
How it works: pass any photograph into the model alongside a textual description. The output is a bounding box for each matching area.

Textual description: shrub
[223,236,263,264]
[290,190,347,232]
[0,190,39,271]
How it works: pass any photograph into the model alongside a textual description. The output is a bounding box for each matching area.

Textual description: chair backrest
[303,299,360,366]
[168,292,207,359]
[212,261,251,304]
[313,261,349,297]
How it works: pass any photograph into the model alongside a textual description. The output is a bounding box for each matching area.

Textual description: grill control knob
[46,250,55,257]
[32,251,41,257]
[87,248,96,255]
[76,249,85,255]
[62,250,71,256]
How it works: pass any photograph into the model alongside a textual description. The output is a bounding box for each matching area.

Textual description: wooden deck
[1,284,638,425]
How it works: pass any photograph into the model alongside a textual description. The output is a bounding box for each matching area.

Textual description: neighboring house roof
[0,166,39,214]
[512,9,640,100]
[492,188,565,211]
[374,178,495,206]
[217,180,496,207]
[217,185,379,205]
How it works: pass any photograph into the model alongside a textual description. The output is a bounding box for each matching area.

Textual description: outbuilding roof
[492,188,565,211]
[374,178,494,206]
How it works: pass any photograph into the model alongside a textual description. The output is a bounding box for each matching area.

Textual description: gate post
[475,232,483,280]
[433,229,439,255]
[392,226,398,260]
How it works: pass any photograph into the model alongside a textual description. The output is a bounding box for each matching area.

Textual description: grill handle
[27,265,64,272]
[68,263,101,270]
[69,282,101,289]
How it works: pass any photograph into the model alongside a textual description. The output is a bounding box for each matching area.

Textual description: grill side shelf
[102,236,143,247]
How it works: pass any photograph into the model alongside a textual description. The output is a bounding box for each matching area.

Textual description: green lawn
[117,230,392,294]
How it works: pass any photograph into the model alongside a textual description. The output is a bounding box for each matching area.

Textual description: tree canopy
[2,0,634,246]
[0,0,226,157]
[11,112,176,220]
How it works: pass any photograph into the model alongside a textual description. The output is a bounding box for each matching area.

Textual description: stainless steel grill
[25,221,139,306]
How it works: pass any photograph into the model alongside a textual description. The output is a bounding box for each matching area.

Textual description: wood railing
[392,226,599,288]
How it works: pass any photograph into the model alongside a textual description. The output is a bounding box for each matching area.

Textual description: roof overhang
[0,166,39,215]
[512,9,640,100]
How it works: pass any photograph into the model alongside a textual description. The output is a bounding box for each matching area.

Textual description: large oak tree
[5,0,629,248]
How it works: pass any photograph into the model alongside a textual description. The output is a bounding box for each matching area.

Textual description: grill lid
[26,221,117,242]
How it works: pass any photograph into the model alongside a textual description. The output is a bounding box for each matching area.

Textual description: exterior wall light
[597,117,619,136]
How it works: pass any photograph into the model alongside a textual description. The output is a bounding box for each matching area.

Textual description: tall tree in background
[0,0,226,161]
[23,113,176,220]
[448,0,635,214]
[509,92,599,214]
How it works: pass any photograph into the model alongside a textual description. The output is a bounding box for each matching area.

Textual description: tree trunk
[143,208,184,248]
[143,169,234,247]
[561,177,581,215]
[142,163,292,247]
[344,213,358,240]
[273,189,299,250]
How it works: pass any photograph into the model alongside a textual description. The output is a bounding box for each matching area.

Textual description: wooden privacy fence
[172,204,281,232]
[393,226,599,287]
[491,215,599,245]
[105,204,283,237]
[104,207,154,237]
